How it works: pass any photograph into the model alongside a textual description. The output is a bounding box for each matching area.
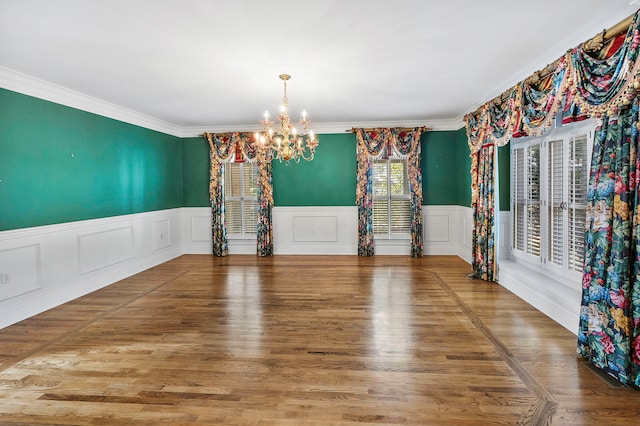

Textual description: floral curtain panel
[578,102,640,386]
[256,155,273,257]
[470,144,496,281]
[465,10,640,386]
[205,133,234,256]
[573,14,640,387]
[204,132,274,257]
[354,127,427,257]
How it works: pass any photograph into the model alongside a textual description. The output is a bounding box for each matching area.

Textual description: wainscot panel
[0,209,183,329]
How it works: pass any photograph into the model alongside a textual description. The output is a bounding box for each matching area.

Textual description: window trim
[372,157,411,240]
[224,161,258,240]
[509,119,595,290]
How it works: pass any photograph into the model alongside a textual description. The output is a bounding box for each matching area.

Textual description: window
[372,158,411,239]
[511,120,593,282]
[224,162,258,238]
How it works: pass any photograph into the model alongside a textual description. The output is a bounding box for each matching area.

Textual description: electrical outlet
[0,273,10,285]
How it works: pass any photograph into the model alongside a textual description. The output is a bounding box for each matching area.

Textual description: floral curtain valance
[354,127,427,257]
[465,10,640,153]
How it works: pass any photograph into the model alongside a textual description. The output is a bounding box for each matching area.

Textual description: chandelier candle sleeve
[256,74,318,163]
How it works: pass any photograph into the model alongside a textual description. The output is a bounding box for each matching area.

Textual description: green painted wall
[180,131,467,208]
[422,130,459,205]
[273,133,356,206]
[182,136,210,207]
[2,87,477,232]
[456,127,472,207]
[498,145,511,211]
[0,89,183,231]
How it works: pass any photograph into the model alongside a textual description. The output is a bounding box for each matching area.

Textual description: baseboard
[497,260,581,334]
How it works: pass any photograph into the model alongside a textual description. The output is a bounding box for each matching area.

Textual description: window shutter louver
[224,199,243,234]
[390,199,411,233]
[526,145,541,256]
[373,198,389,234]
[568,134,589,272]
[244,199,259,234]
[513,148,525,252]
[373,162,388,197]
[548,139,564,266]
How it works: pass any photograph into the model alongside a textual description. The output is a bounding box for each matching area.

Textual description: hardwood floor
[0,255,638,425]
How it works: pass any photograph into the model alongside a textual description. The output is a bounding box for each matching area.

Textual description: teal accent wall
[273,133,356,206]
[180,130,468,208]
[456,127,472,207]
[2,87,477,231]
[0,88,183,231]
[498,144,511,211]
[423,130,459,205]
[182,136,210,207]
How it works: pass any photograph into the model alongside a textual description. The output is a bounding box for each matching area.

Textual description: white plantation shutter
[373,158,410,238]
[526,144,541,256]
[243,165,258,198]
[547,139,564,266]
[511,120,593,282]
[225,199,242,234]
[373,198,389,234]
[568,134,589,272]
[390,199,411,233]
[244,199,258,234]
[373,161,388,234]
[225,164,242,197]
[513,147,525,252]
[224,162,258,237]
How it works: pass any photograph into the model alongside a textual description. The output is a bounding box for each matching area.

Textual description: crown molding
[180,118,464,138]
[0,66,183,137]
[1,66,465,138]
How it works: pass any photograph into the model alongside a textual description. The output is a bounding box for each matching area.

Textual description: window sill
[374,235,410,242]
[227,236,257,242]
[500,257,581,292]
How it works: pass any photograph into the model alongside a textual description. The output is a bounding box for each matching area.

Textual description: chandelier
[255,74,318,163]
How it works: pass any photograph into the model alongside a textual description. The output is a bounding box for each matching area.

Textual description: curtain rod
[602,13,635,40]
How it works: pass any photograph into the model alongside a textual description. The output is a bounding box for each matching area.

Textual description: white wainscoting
[181,208,258,255]
[274,207,357,254]
[453,206,473,264]
[0,209,183,329]
[3,205,578,333]
[183,206,466,256]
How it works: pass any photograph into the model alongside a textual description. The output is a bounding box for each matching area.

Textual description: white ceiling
[1,1,638,135]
